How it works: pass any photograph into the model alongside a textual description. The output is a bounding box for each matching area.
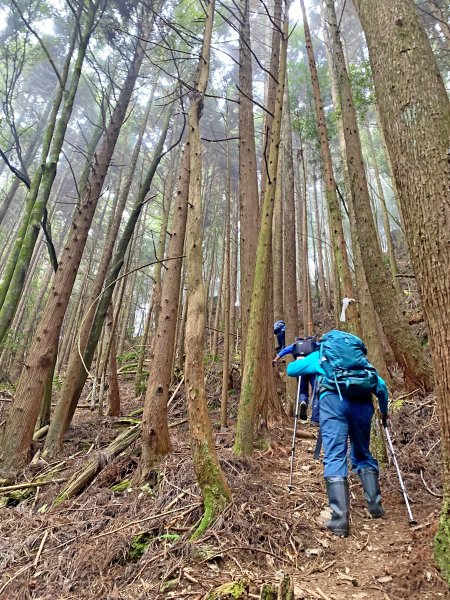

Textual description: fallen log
[52,425,140,507]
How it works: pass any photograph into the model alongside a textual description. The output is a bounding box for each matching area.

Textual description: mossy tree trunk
[234,4,288,456]
[352,0,449,581]
[183,0,231,537]
[326,0,433,392]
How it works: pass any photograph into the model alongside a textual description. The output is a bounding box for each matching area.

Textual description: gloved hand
[381,413,389,428]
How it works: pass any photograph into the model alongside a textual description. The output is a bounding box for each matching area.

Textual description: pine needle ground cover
[0,376,446,599]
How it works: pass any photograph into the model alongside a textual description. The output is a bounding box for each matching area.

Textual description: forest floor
[0,371,448,600]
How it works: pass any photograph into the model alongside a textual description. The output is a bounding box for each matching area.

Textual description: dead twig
[420,469,443,498]
[93,502,200,540]
[33,530,49,568]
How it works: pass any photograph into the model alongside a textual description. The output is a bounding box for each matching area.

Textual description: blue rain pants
[276,331,286,351]
[299,374,319,422]
[319,391,378,478]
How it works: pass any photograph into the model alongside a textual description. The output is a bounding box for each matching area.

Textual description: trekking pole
[288,372,302,491]
[384,425,417,525]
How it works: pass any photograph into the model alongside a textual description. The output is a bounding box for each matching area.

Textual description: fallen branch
[93,502,200,540]
[0,479,65,493]
[33,531,49,568]
[33,425,49,440]
[420,469,443,498]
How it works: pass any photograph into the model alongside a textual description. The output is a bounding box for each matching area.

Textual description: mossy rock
[206,580,248,599]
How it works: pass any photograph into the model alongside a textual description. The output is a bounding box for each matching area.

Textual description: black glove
[381,413,389,428]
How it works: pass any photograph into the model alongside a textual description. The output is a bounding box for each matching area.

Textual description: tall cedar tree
[351,0,450,581]
[234,3,288,456]
[44,106,172,454]
[325,0,433,392]
[239,0,260,355]
[0,1,101,343]
[183,0,231,536]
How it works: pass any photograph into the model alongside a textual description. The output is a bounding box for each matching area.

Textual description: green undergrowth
[206,580,248,599]
[118,530,181,564]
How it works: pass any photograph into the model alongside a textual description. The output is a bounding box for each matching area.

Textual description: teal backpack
[319,330,378,401]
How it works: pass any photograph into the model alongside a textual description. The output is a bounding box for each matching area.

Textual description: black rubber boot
[299,401,307,421]
[358,468,385,518]
[325,477,350,537]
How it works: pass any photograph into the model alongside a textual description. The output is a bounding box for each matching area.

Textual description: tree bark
[282,81,299,414]
[326,0,433,391]
[239,0,260,355]
[323,30,390,381]
[139,140,190,471]
[352,0,449,580]
[365,123,401,293]
[221,138,232,428]
[183,0,231,537]
[234,5,288,456]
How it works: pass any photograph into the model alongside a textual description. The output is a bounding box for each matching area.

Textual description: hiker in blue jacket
[273,320,286,352]
[286,330,389,537]
[273,339,319,424]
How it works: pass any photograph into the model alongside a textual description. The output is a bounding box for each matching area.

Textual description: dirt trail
[254,423,447,600]
[0,388,447,600]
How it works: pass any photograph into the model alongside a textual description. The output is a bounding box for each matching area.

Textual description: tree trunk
[45,97,162,454]
[45,107,171,454]
[183,0,231,537]
[326,0,433,391]
[221,140,232,428]
[298,147,313,335]
[282,81,299,415]
[312,169,328,311]
[272,155,284,321]
[234,5,288,456]
[352,0,449,580]
[0,20,150,477]
[212,241,225,357]
[365,123,401,293]
[139,137,190,472]
[323,31,390,381]
[299,0,359,334]
[104,303,120,417]
[239,0,260,355]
